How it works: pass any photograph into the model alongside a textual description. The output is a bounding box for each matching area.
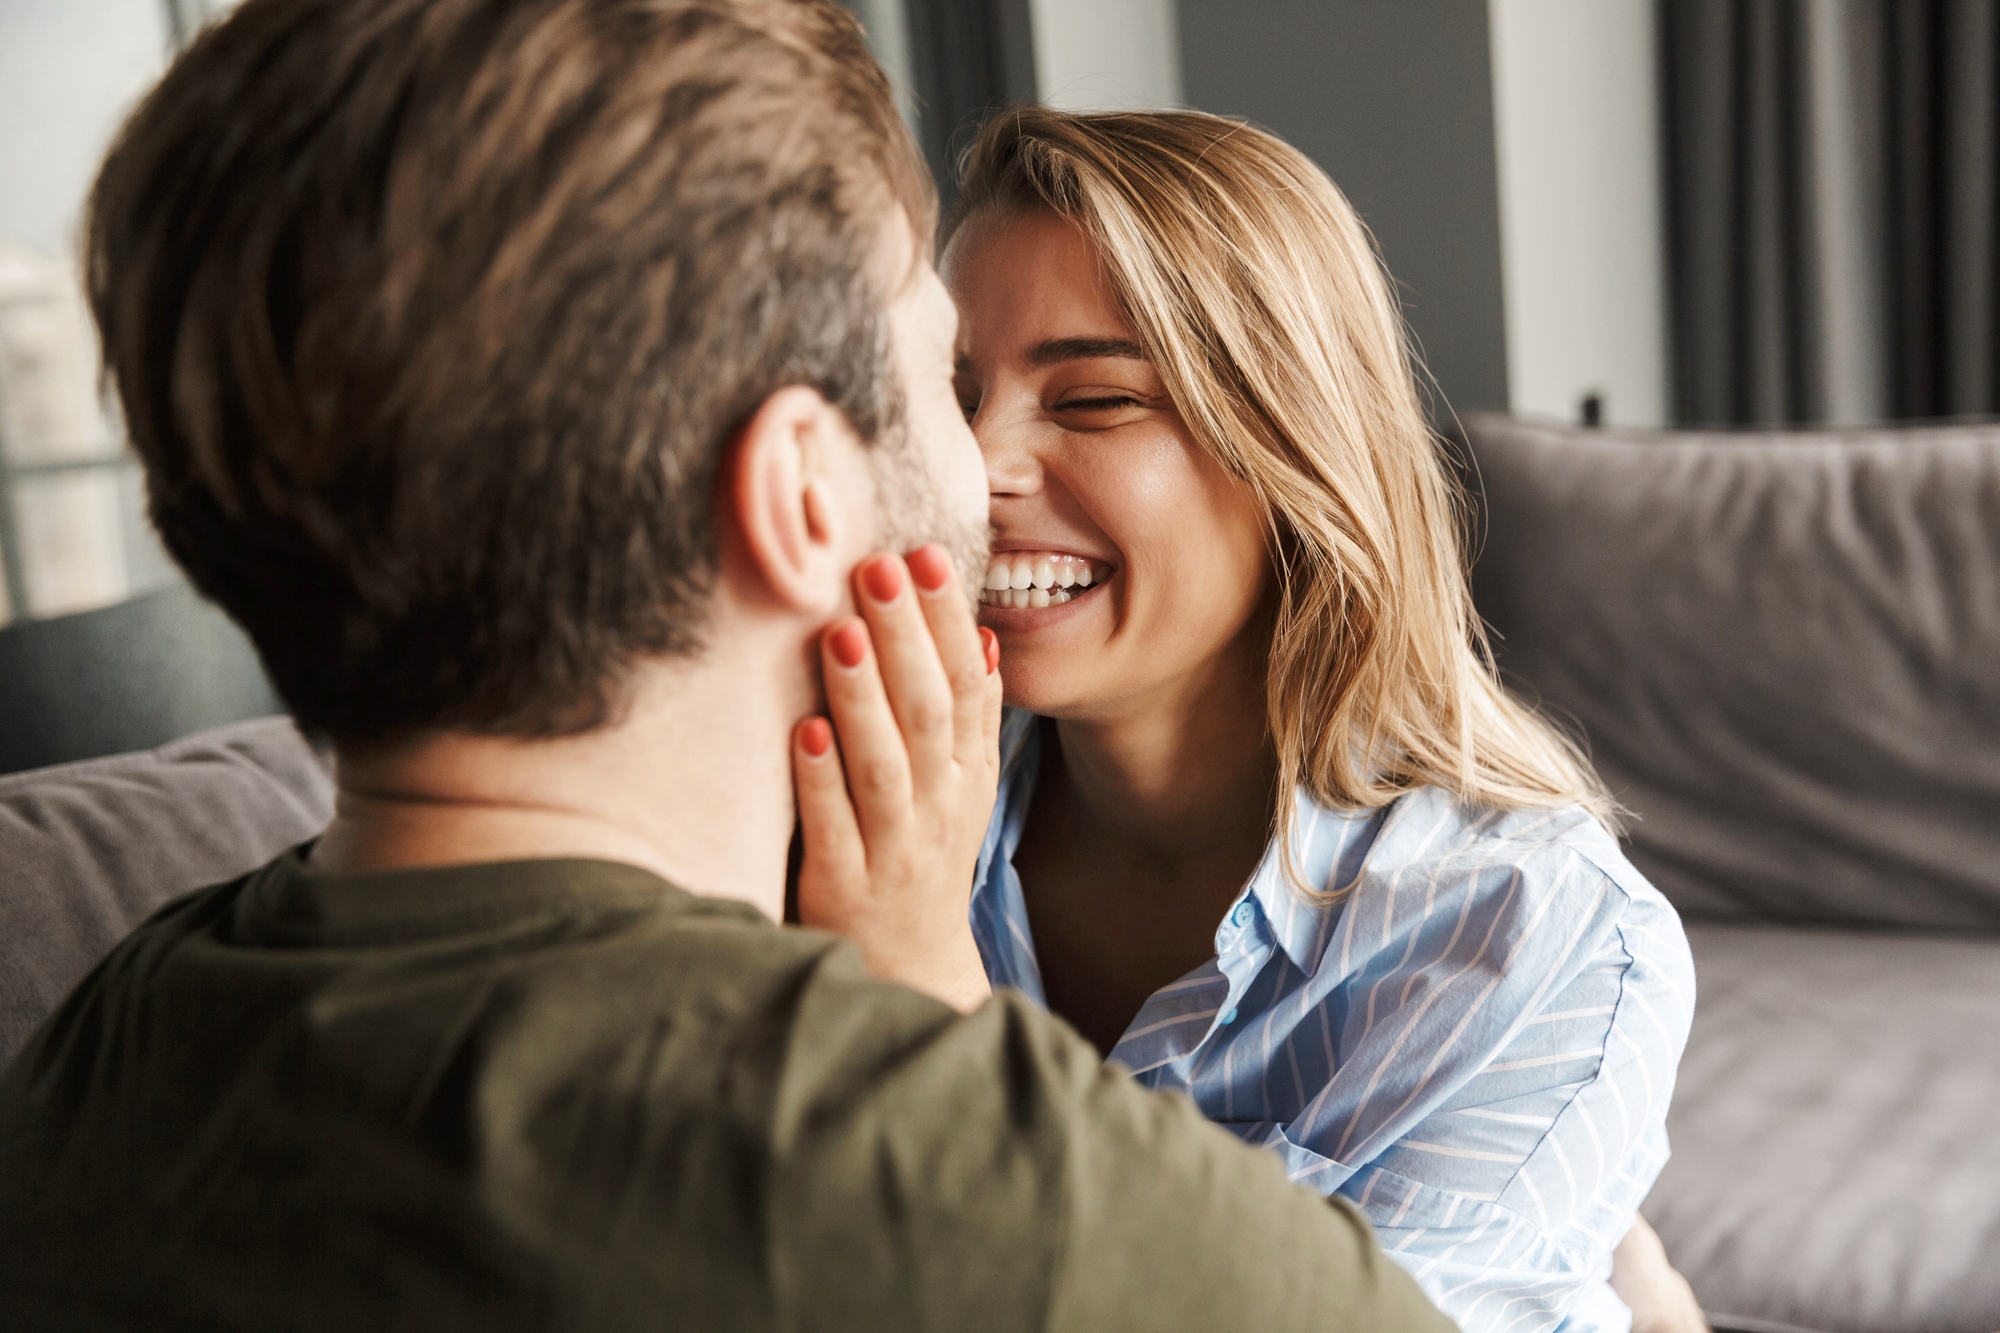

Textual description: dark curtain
[1663,0,2000,426]
[900,0,1037,206]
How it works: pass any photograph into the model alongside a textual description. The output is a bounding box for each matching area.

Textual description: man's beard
[869,425,991,613]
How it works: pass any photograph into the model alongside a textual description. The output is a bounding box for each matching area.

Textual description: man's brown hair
[86,0,932,742]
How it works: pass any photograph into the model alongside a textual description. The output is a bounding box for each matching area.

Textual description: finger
[820,614,914,847]
[791,715,864,926]
[905,543,992,768]
[854,553,957,790]
[980,630,1004,780]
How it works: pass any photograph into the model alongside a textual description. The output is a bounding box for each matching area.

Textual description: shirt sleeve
[769,957,1455,1333]
[1263,846,1694,1331]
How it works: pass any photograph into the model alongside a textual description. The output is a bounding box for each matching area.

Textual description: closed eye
[1052,391,1157,431]
[1058,394,1143,412]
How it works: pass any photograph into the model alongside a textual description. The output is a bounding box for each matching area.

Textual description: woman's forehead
[946,211,1136,351]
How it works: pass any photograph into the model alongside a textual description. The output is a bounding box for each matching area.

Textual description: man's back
[0,853,1445,1332]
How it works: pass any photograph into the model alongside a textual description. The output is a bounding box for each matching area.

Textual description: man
[0,1,1447,1329]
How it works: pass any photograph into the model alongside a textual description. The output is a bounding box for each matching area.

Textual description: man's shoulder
[0,854,1050,1319]
[4,845,1130,1163]
[0,852,1447,1332]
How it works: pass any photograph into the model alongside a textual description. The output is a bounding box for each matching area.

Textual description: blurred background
[0,0,229,628]
[5,13,1995,1329]
[9,0,1998,630]
[0,0,1994,631]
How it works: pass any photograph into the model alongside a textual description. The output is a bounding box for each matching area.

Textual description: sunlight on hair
[949,107,1621,896]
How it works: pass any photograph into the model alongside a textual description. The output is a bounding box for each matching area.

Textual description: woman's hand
[1611,1214,1708,1333]
[791,544,1004,1012]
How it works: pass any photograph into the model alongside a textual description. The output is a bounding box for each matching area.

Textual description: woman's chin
[995,668,1091,716]
[978,581,1115,714]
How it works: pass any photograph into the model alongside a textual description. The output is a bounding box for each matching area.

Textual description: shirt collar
[982,711,1386,982]
[1243,790,1388,977]
[975,709,1044,889]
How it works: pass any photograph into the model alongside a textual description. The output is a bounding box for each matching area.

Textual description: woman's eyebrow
[1028,336,1149,366]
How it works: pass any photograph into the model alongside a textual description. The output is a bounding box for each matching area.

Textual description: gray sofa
[2,414,1996,1331]
[0,717,332,1061]
[1466,413,2000,1333]
[0,581,282,778]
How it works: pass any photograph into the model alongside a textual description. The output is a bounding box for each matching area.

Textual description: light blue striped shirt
[971,712,1696,1333]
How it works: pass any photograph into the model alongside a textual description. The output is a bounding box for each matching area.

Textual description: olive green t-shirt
[0,851,1448,1332]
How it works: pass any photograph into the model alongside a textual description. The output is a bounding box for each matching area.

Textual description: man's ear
[723,385,858,614]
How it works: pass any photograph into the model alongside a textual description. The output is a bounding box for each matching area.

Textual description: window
[0,0,233,626]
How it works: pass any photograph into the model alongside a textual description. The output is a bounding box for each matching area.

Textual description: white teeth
[978,584,1081,607]
[977,553,1111,608]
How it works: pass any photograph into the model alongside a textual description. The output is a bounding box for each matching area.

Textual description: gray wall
[1177,0,1510,416]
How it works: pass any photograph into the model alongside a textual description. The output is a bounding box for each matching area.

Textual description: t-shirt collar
[232,847,717,949]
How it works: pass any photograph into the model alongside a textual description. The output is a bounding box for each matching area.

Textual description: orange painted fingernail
[860,554,904,604]
[829,619,868,669]
[980,627,1000,673]
[799,716,832,758]
[907,544,951,593]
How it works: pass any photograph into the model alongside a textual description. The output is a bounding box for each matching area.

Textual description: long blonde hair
[949,107,1616,879]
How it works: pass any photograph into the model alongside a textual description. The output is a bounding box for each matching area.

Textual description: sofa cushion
[0,582,284,776]
[0,716,333,1067]
[1648,922,2000,1333]
[1465,413,2000,931]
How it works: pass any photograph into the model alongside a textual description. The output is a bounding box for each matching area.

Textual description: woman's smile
[977,551,1116,610]
[944,208,1270,715]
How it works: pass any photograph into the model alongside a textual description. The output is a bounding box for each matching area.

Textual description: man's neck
[311,650,802,921]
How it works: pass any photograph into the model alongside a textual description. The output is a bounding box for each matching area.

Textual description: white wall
[0,0,170,257]
[1029,0,1182,111]
[1488,0,1668,426]
[0,0,176,622]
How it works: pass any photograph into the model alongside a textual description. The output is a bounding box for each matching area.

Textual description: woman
[943,107,1696,1331]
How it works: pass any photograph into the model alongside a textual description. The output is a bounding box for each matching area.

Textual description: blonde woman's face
[943,209,1269,718]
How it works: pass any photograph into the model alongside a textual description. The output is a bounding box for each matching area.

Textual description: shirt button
[1231,902,1254,928]
[1220,1006,1239,1025]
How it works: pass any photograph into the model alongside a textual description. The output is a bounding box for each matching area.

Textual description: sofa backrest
[0,582,282,776]
[0,716,333,1068]
[1464,412,2000,932]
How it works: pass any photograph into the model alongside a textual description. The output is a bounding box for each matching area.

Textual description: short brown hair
[87,0,932,743]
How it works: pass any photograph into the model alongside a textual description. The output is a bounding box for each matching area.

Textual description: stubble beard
[868,425,991,614]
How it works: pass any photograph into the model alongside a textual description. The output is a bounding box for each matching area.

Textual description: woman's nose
[975,400,1044,499]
